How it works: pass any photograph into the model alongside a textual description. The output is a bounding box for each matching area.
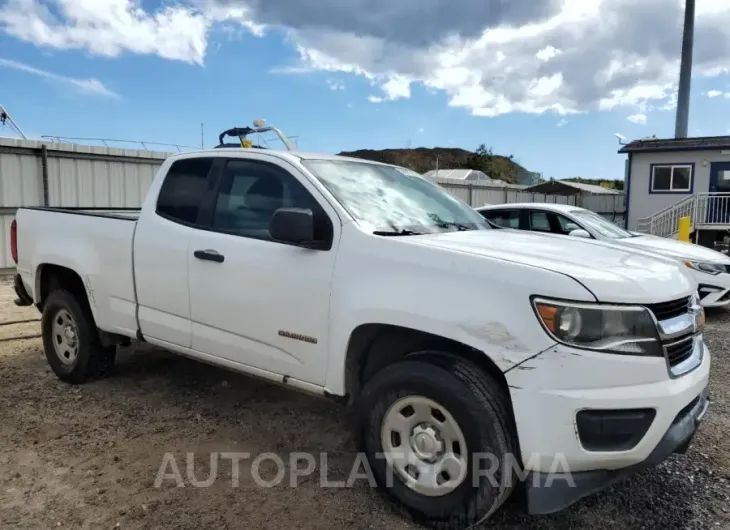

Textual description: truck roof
[169,148,394,167]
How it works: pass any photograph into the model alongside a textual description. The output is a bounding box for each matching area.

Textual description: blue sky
[2,0,730,181]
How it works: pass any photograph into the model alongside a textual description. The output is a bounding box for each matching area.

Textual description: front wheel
[42,289,116,384]
[357,357,518,529]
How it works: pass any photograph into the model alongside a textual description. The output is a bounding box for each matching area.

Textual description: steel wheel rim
[52,309,79,365]
[381,395,468,497]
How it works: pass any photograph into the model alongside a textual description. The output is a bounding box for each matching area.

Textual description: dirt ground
[0,277,729,530]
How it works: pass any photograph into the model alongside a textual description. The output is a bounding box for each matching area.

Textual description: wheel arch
[35,264,94,320]
[343,323,512,405]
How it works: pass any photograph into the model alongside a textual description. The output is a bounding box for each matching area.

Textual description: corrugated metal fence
[429,176,626,222]
[0,138,171,268]
[0,138,626,269]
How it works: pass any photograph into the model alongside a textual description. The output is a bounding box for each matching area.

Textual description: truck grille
[665,335,695,367]
[645,296,691,321]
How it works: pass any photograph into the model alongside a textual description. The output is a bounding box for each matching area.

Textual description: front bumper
[525,385,710,514]
[505,337,710,514]
[692,270,730,307]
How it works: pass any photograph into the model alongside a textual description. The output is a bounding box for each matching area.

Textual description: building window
[650,165,692,193]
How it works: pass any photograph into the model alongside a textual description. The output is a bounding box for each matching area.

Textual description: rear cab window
[156,157,216,225]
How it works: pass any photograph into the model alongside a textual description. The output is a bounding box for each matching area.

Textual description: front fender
[323,227,595,395]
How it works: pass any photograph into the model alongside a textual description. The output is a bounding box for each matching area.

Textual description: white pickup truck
[11,149,710,527]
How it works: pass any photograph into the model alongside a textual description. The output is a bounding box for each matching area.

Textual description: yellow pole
[677,215,691,242]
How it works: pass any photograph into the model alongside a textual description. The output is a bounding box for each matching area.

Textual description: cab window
[482,209,520,229]
[211,159,333,246]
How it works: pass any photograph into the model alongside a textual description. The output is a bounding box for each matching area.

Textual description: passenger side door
[134,157,217,348]
[187,157,339,385]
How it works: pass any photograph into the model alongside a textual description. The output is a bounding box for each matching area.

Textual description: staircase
[637,193,730,237]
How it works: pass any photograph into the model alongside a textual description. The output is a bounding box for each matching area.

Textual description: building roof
[618,135,730,154]
[423,169,488,180]
[523,180,622,195]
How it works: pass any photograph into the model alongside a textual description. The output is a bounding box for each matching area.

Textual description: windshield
[302,160,490,234]
[571,210,633,239]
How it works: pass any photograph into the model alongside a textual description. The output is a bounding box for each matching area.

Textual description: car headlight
[684,260,726,275]
[532,298,662,356]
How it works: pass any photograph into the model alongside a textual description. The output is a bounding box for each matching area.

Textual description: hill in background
[337,145,529,184]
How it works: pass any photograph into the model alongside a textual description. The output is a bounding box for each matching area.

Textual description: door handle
[194,249,225,263]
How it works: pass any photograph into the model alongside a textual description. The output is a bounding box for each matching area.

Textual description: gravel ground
[0,276,729,529]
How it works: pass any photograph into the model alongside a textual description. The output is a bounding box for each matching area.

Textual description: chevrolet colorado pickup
[11,149,710,528]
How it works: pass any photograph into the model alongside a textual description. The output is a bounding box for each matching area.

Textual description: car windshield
[571,210,633,239]
[302,159,490,234]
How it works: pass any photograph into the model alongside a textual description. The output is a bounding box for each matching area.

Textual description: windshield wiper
[372,228,424,236]
[435,221,472,231]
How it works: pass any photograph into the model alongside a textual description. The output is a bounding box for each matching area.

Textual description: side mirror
[568,228,591,239]
[270,207,315,245]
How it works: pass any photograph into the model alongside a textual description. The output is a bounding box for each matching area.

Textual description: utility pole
[200,123,204,149]
[675,0,695,139]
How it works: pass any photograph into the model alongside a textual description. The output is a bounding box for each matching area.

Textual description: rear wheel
[357,356,518,528]
[42,289,116,384]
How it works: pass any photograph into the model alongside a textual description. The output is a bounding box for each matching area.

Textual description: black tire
[41,289,116,384]
[356,356,518,529]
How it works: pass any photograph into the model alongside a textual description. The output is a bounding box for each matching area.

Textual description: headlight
[532,298,662,356]
[684,260,726,275]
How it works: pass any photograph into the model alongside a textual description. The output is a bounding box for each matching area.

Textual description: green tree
[467,144,505,180]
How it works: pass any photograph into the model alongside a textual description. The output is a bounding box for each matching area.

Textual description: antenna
[0,103,27,139]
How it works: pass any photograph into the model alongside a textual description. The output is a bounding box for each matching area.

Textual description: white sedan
[477,202,730,308]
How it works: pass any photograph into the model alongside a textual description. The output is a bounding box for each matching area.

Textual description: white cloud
[326,78,345,91]
[627,113,648,125]
[707,89,730,99]
[0,0,221,64]
[0,57,118,97]
[5,0,730,119]
[381,75,411,100]
[536,45,561,62]
[556,118,567,127]
[277,0,730,117]
[368,95,384,103]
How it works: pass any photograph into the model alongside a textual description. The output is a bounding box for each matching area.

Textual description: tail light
[10,219,17,264]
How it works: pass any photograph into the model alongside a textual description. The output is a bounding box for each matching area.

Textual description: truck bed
[15,206,140,338]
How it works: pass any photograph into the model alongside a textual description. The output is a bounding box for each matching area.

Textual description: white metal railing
[636,195,696,237]
[695,193,730,227]
[637,193,730,237]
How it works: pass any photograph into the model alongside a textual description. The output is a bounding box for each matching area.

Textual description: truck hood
[621,234,730,264]
[410,229,695,303]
